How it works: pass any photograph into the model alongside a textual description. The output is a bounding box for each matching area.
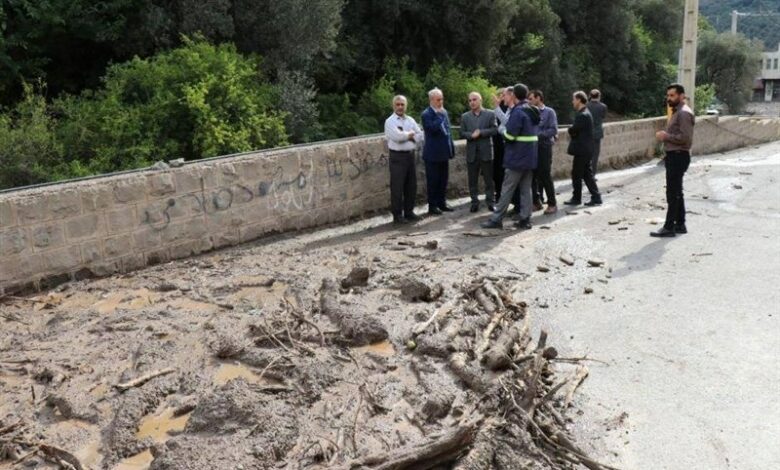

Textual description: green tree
[54,38,288,176]
[698,31,761,113]
[489,0,565,109]
[316,0,514,96]
[233,0,344,73]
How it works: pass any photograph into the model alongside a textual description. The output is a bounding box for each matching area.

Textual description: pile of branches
[1,419,87,470]
[342,277,617,470]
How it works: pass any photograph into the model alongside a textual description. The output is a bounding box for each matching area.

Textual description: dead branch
[563,365,589,408]
[113,367,175,392]
[412,300,456,336]
[449,353,489,393]
[476,307,505,359]
[38,443,85,470]
[340,416,482,470]
[483,324,525,371]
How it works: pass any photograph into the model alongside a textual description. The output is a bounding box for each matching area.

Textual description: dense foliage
[0,0,765,189]
[700,0,780,50]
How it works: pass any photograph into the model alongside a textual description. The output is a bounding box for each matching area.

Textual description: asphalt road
[509,140,780,470]
[305,139,780,469]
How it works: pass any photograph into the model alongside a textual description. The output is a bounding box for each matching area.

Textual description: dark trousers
[425,160,449,209]
[591,138,602,176]
[664,150,691,229]
[492,135,505,201]
[467,159,495,204]
[571,154,600,201]
[389,150,417,217]
[533,144,556,206]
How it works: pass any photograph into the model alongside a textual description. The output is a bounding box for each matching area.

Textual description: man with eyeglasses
[460,92,498,212]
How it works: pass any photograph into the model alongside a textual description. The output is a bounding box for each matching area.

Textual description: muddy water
[94,289,157,314]
[74,437,102,469]
[353,340,396,357]
[228,278,293,308]
[115,450,153,469]
[114,407,191,470]
[213,362,262,386]
[136,407,191,442]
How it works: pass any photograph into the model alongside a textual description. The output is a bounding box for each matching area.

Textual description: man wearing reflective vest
[481,83,540,230]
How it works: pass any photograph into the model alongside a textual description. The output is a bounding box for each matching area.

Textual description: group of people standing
[384,82,693,236]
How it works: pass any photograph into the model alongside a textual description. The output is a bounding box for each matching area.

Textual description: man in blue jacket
[421,88,455,215]
[529,89,559,214]
[481,83,539,230]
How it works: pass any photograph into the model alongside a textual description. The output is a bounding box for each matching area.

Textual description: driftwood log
[340,416,482,470]
[320,279,388,345]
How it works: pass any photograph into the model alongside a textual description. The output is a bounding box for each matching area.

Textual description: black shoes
[405,213,421,222]
[584,198,603,206]
[470,203,479,213]
[393,216,407,225]
[487,204,495,212]
[440,205,455,212]
[428,207,443,215]
[650,224,687,237]
[650,226,675,237]
[563,199,581,206]
[514,218,532,230]
[480,219,503,229]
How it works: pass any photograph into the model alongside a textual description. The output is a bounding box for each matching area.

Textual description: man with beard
[651,83,695,237]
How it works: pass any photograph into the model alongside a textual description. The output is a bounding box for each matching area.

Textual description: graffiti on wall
[143,154,315,231]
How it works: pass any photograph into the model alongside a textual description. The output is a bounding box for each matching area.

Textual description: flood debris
[341,267,371,289]
[559,254,575,266]
[0,227,614,470]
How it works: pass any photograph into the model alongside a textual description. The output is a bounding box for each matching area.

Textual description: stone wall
[1,115,778,294]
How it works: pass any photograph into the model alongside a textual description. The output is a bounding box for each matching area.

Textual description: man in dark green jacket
[460,92,498,212]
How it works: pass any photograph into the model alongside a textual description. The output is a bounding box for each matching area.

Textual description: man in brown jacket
[652,83,695,237]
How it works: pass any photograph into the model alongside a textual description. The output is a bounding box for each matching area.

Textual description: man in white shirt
[384,95,424,224]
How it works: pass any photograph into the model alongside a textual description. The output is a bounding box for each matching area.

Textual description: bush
[276,70,321,143]
[0,84,63,189]
[355,59,497,135]
[316,93,375,140]
[694,84,717,116]
[55,37,288,175]
[424,62,496,124]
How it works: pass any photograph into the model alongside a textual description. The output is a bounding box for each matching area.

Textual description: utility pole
[680,0,699,110]
[731,10,739,34]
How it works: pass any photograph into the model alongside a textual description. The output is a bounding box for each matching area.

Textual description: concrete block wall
[1,115,778,294]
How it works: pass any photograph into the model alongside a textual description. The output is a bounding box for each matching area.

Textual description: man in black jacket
[565,91,602,206]
[586,89,607,176]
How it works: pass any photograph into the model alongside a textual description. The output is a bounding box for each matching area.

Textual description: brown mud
[1,216,614,470]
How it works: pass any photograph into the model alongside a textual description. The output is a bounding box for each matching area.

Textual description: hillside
[700,0,780,49]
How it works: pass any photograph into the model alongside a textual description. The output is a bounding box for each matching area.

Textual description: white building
[755,44,780,102]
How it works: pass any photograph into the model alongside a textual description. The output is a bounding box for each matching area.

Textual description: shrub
[55,37,288,175]
[0,84,63,189]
